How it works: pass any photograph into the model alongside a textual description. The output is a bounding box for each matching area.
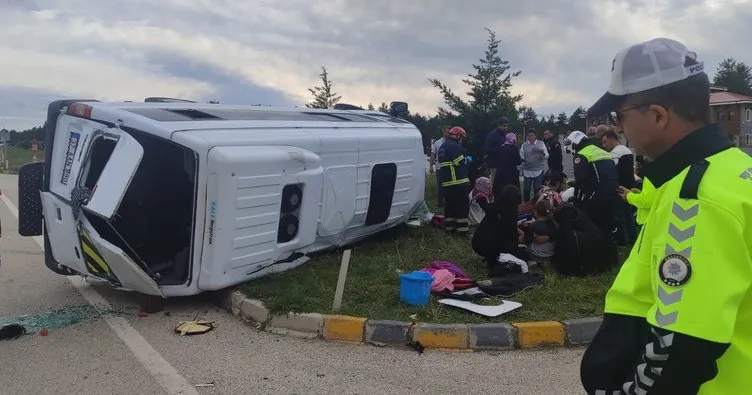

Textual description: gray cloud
[0,0,750,130]
[141,51,295,106]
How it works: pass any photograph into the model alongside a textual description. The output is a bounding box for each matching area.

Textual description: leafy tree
[545,114,557,132]
[518,105,539,132]
[369,99,445,153]
[713,58,752,96]
[536,113,557,135]
[553,112,569,136]
[428,28,523,156]
[367,103,375,111]
[404,112,444,154]
[306,66,342,109]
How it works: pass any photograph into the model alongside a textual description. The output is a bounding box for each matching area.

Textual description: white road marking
[0,192,199,395]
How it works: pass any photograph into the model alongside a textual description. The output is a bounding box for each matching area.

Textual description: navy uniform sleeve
[572,154,593,204]
[592,159,619,206]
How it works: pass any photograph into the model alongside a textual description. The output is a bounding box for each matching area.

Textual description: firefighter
[580,37,752,395]
[437,126,471,235]
[563,130,620,238]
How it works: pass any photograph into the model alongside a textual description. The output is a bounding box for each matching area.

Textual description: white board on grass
[438,299,522,317]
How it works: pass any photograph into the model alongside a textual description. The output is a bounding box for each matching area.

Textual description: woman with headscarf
[468,176,493,226]
[472,184,528,266]
[491,132,522,197]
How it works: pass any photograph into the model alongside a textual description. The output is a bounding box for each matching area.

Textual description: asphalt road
[0,173,586,395]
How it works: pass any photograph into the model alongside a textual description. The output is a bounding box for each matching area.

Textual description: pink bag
[429,269,456,292]
[429,261,471,280]
[419,261,476,292]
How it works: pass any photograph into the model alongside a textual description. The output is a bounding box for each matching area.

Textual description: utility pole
[579,111,587,132]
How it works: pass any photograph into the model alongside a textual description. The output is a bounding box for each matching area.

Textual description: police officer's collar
[641,123,733,188]
[574,140,592,153]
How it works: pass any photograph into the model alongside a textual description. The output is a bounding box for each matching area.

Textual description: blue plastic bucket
[399,271,434,306]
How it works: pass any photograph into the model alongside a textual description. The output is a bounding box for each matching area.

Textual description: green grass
[240,175,619,323]
[424,171,441,213]
[1,146,44,173]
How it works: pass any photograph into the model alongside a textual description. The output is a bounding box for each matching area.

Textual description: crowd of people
[428,36,752,393]
[423,35,752,393]
[427,116,654,274]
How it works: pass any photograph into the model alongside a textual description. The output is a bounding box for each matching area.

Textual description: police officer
[543,129,563,173]
[580,37,752,394]
[563,129,619,238]
[437,126,471,235]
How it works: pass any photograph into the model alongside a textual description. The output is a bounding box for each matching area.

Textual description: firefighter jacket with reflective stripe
[582,124,752,395]
[572,143,619,208]
[437,139,469,187]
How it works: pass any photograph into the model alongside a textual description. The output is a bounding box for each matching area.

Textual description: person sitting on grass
[471,185,528,266]
[468,176,493,226]
[543,170,568,193]
[516,171,568,219]
[545,170,575,203]
[519,200,558,265]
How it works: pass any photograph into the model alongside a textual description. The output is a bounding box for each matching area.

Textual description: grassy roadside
[240,175,619,324]
[0,146,43,173]
[241,224,616,323]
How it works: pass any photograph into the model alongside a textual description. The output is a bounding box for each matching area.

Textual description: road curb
[512,321,565,348]
[323,314,367,343]
[218,290,602,352]
[413,323,469,350]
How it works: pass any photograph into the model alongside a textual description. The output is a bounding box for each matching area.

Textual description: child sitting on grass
[519,200,557,264]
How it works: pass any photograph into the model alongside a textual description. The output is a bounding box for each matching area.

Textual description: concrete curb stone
[323,315,367,343]
[217,288,604,352]
[240,298,269,323]
[412,323,469,350]
[365,320,411,345]
[512,321,565,348]
[563,317,603,345]
[468,323,516,350]
[267,312,324,337]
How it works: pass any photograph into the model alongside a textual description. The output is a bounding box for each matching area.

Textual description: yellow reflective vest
[605,128,752,394]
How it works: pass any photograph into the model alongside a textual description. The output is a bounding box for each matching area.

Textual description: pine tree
[306,66,342,109]
[428,28,523,154]
[713,58,752,95]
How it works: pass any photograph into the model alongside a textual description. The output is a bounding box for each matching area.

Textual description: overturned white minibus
[18,100,425,297]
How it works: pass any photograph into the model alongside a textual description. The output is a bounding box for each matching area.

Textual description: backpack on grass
[552,203,617,277]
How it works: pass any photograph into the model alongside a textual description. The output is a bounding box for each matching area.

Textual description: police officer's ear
[647,104,670,130]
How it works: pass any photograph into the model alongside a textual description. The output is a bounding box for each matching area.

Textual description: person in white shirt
[519,129,549,202]
[429,126,450,207]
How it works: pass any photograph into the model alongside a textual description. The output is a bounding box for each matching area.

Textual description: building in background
[709,85,752,152]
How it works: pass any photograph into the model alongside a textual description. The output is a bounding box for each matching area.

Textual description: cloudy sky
[0,0,749,131]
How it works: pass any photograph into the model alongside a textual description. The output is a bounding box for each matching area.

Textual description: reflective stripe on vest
[605,147,752,394]
[440,155,469,186]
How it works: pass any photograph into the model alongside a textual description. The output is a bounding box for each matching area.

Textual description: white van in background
[18,99,425,297]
